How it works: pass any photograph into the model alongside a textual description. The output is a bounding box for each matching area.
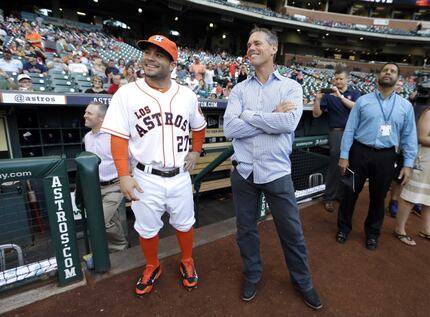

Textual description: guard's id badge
[380,124,392,136]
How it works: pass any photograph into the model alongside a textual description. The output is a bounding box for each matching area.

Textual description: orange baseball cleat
[180,259,198,290]
[135,264,162,296]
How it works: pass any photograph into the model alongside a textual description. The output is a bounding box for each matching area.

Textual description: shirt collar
[251,69,283,83]
[375,89,396,101]
[91,129,105,135]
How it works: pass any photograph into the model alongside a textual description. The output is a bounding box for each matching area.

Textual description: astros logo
[154,35,164,42]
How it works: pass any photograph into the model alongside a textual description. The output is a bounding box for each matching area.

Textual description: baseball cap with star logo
[137,35,178,62]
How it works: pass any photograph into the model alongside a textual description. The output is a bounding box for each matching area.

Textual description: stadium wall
[282,6,419,31]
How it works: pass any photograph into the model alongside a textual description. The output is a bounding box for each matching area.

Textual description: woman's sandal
[418,231,430,241]
[393,231,416,246]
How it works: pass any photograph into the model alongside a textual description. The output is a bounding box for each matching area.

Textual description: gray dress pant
[101,183,128,252]
[230,169,313,292]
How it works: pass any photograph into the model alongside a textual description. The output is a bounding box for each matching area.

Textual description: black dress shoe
[241,280,257,301]
[366,238,378,251]
[335,231,348,244]
[301,288,323,310]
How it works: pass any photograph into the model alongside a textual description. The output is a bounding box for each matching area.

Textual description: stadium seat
[76,82,92,92]
[52,85,76,93]
[48,69,68,76]
[51,78,74,86]
[32,83,49,92]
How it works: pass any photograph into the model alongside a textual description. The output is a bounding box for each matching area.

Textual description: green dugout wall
[0,156,82,286]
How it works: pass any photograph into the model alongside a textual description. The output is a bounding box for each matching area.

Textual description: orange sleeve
[111,135,130,177]
[191,128,205,153]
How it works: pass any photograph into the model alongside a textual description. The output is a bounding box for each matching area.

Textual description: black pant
[337,141,396,239]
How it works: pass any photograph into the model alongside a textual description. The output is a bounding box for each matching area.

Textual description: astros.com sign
[1,92,66,105]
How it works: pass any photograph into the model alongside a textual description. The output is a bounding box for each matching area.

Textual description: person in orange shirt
[26,28,44,50]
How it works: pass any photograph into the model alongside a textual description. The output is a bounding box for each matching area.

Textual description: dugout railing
[193,135,330,226]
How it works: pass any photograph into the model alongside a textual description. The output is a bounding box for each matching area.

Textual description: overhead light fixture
[77,11,86,16]
[360,37,364,40]
[325,33,329,36]
[297,29,300,32]
[174,16,179,21]
[138,8,143,13]
[209,23,214,28]
[59,8,63,11]
[222,34,226,39]
[93,0,98,3]
[170,30,180,36]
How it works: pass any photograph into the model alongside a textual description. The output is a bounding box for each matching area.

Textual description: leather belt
[136,163,180,178]
[330,128,345,131]
[354,141,395,152]
[100,178,119,186]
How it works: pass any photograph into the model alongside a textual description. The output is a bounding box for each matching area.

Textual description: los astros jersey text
[101,79,207,169]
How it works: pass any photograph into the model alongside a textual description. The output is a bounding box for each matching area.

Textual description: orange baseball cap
[137,35,178,62]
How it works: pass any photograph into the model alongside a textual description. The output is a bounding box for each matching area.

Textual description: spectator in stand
[8,41,18,55]
[16,73,33,91]
[124,64,137,83]
[86,76,108,94]
[55,36,67,55]
[228,60,238,80]
[204,63,215,88]
[189,55,206,81]
[68,55,89,74]
[25,27,43,51]
[0,49,23,73]
[117,58,126,76]
[91,57,108,83]
[63,51,74,65]
[105,59,119,83]
[47,53,68,72]
[185,72,199,93]
[237,65,248,83]
[31,46,48,64]
[107,74,121,95]
[176,64,188,81]
[23,53,48,75]
[212,82,223,98]
[197,79,208,98]
[0,68,17,90]
[214,63,225,85]
[14,44,26,58]
[80,51,90,65]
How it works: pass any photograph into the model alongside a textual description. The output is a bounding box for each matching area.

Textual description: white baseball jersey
[101,79,206,168]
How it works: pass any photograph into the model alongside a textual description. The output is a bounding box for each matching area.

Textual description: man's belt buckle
[153,168,180,177]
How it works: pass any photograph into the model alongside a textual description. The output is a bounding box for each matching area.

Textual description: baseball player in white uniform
[101,35,206,296]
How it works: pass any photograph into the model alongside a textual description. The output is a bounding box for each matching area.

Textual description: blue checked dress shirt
[223,70,303,184]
